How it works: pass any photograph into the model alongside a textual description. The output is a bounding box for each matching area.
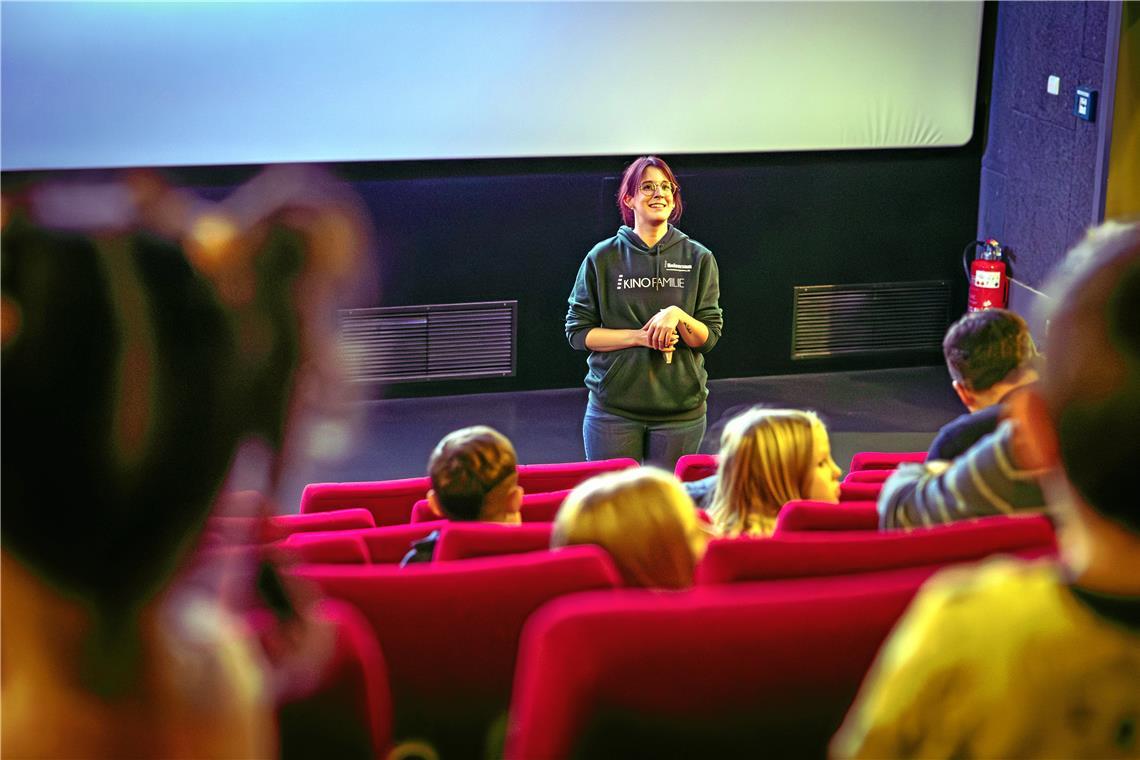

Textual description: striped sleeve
[877,423,1046,529]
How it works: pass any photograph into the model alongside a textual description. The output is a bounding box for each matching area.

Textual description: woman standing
[565,156,723,468]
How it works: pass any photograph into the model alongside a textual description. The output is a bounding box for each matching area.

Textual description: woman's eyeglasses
[638,181,677,197]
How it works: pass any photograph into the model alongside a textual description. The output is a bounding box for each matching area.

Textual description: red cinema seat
[516,458,638,493]
[249,598,393,759]
[410,488,571,524]
[263,509,376,542]
[505,571,926,759]
[518,489,571,521]
[773,501,880,534]
[434,522,554,562]
[299,477,431,526]
[279,532,371,564]
[277,522,449,564]
[696,514,1057,585]
[674,453,719,482]
[848,451,926,471]
[839,481,884,502]
[291,546,621,755]
[408,499,438,524]
[358,521,448,563]
[843,469,893,484]
[299,461,631,527]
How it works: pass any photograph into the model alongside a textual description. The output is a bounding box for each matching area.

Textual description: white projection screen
[1,1,984,171]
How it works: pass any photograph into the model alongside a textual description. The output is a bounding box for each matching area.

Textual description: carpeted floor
[264,366,962,513]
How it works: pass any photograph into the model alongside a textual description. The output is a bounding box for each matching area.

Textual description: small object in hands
[662,329,678,363]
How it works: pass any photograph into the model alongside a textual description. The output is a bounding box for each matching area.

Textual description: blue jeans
[583,402,707,472]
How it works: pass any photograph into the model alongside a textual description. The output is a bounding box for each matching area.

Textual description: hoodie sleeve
[693,252,723,353]
[565,254,600,351]
[877,423,1045,529]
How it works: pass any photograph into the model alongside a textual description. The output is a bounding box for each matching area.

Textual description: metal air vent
[340,301,516,383]
[792,281,951,359]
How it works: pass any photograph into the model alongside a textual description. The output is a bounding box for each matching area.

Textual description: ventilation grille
[792,281,951,359]
[339,301,516,383]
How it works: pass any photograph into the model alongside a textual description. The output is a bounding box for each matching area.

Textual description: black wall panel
[325,148,979,398]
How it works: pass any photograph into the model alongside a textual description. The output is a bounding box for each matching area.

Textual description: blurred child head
[708,408,841,537]
[427,426,522,523]
[551,467,707,589]
[1,167,370,691]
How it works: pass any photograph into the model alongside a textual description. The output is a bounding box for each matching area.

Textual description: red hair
[617,156,683,227]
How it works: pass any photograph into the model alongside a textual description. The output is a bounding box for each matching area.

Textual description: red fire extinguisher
[963,238,1010,312]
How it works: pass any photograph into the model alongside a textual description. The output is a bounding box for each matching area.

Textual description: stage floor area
[271,366,962,514]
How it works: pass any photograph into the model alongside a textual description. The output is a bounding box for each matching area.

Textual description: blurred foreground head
[1034,219,1140,535]
[1,166,373,619]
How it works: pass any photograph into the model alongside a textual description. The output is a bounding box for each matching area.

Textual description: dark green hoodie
[565,225,723,422]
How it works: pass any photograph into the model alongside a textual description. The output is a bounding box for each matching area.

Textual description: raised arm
[877,422,1046,529]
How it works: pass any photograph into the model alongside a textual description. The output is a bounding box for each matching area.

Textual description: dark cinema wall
[329,148,984,398]
[978,0,1113,289]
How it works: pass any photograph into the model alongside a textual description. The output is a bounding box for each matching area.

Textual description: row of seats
[300,457,639,526]
[284,513,1056,755]
[205,486,571,550]
[672,450,927,482]
[268,500,871,563]
[280,510,1056,572]
[296,450,925,528]
[253,450,970,755]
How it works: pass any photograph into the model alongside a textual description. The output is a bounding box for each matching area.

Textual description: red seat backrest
[505,570,928,759]
[516,458,638,493]
[208,508,376,545]
[278,532,371,564]
[410,488,571,524]
[262,509,377,542]
[848,451,926,471]
[674,453,719,482]
[839,481,884,502]
[358,521,448,563]
[277,522,448,564]
[434,522,554,562]
[408,499,438,524]
[518,489,570,521]
[248,598,393,758]
[696,514,1057,585]
[773,501,880,534]
[290,546,621,754]
[299,477,431,526]
[843,469,893,484]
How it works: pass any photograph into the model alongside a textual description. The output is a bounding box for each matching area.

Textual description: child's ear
[426,490,444,519]
[952,379,976,409]
[506,485,524,524]
[1004,385,1060,471]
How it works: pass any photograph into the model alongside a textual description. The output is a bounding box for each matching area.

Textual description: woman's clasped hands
[642,306,684,361]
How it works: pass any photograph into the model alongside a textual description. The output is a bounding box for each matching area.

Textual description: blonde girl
[708,409,842,537]
[551,467,709,589]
